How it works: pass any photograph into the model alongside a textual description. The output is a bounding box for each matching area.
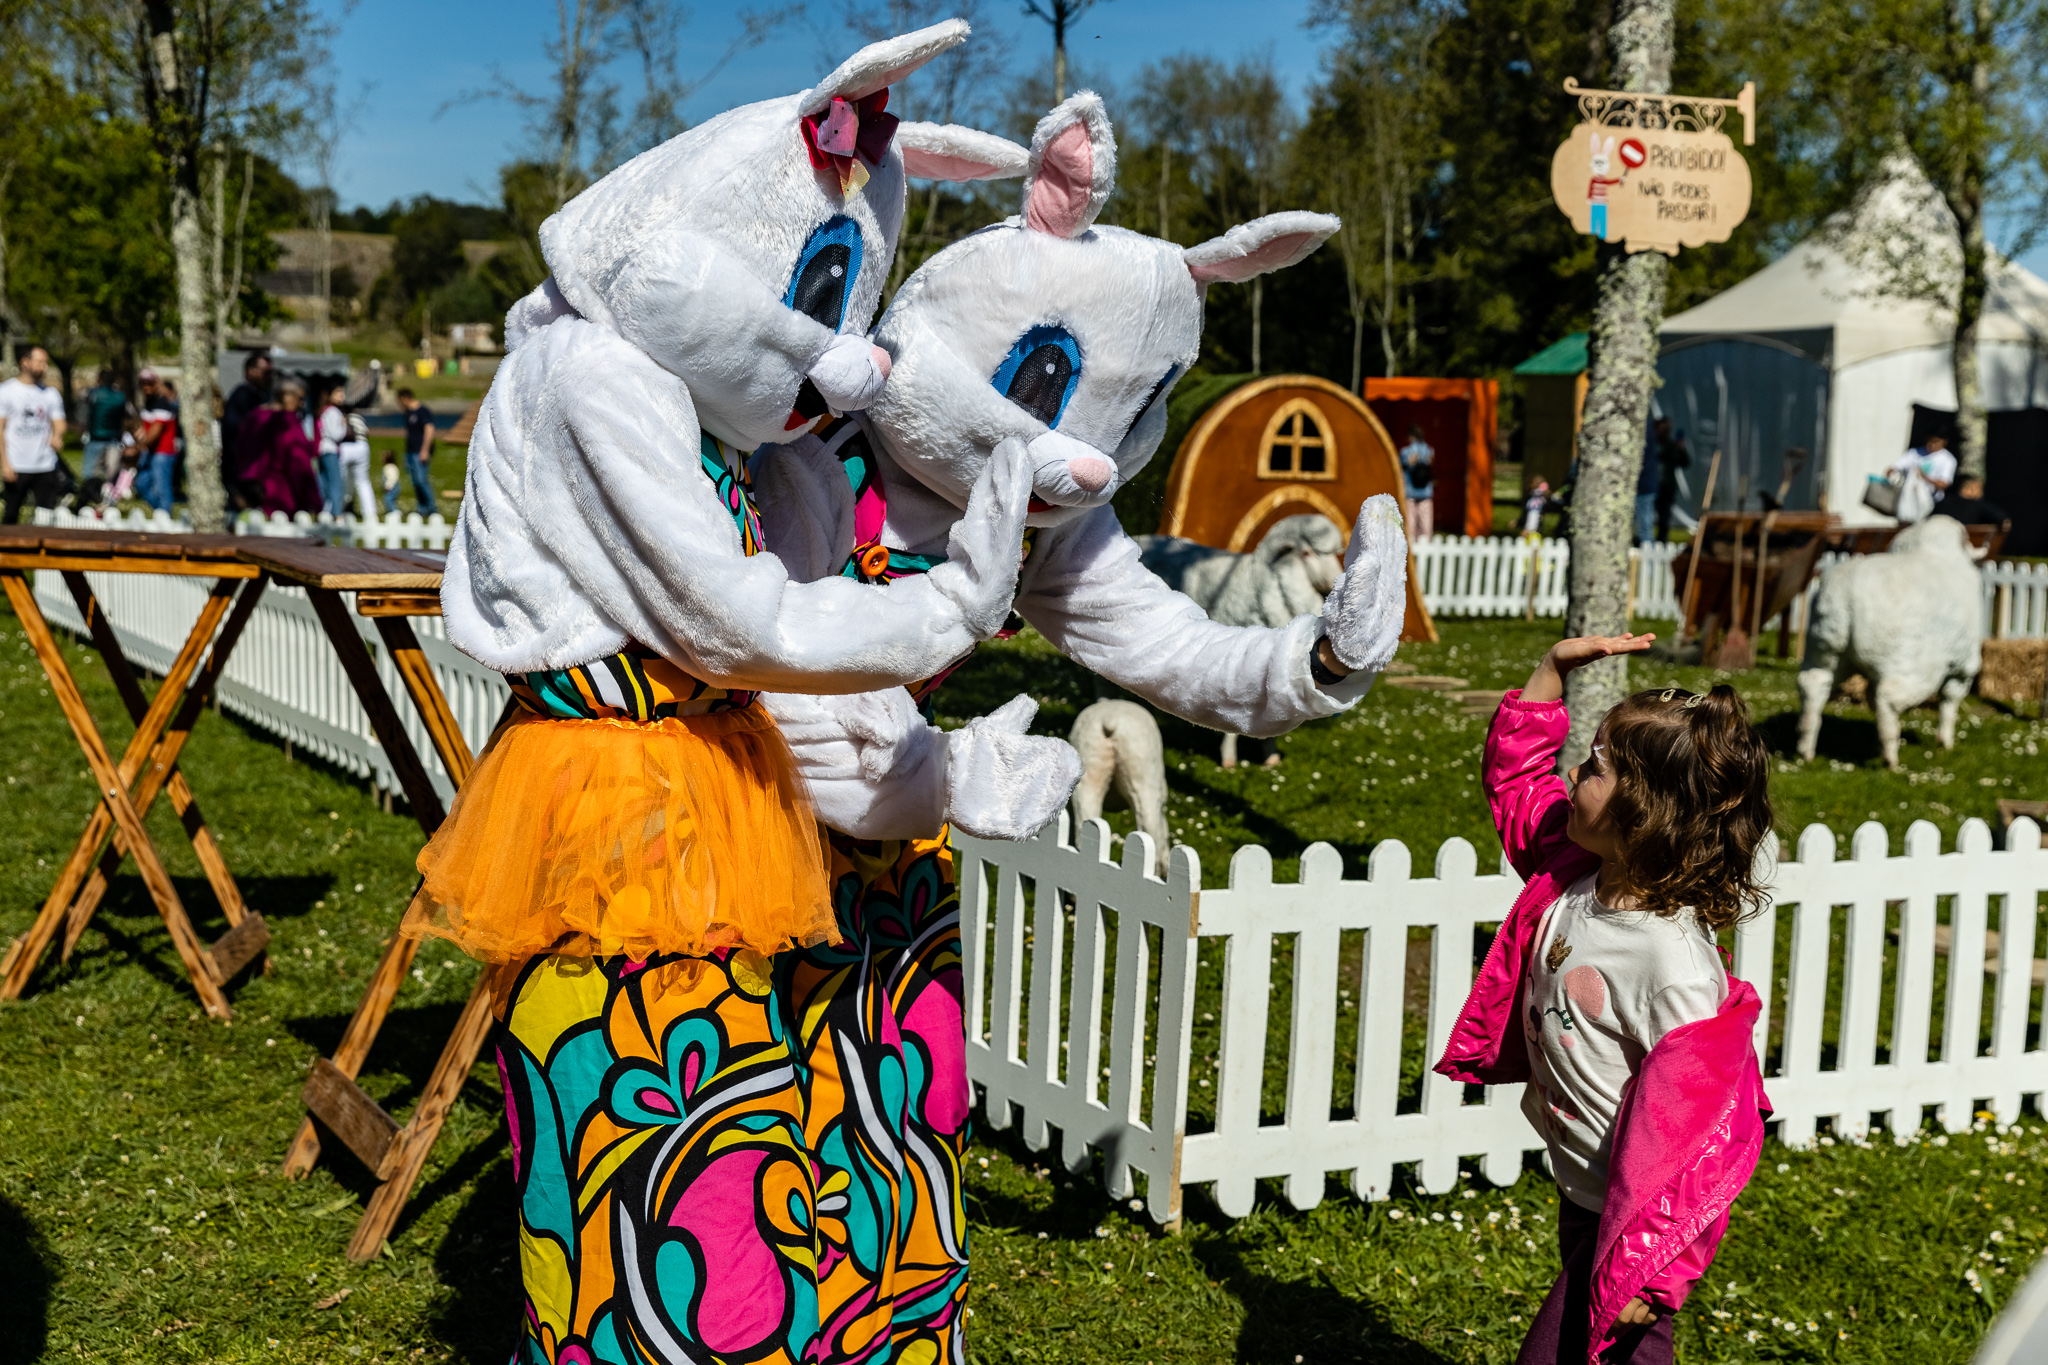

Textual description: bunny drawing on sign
[408,23,1072,1365]
[753,95,1408,952]
[1588,131,1622,240]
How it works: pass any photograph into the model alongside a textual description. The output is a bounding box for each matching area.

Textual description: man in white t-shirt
[1,347,69,524]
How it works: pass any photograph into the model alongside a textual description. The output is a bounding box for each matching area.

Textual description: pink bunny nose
[870,345,892,380]
[1069,455,1112,492]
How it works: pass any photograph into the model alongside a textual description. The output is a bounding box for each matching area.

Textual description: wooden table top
[236,541,445,592]
[0,525,303,578]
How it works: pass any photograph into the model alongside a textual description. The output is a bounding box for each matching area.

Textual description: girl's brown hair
[1597,684,1774,931]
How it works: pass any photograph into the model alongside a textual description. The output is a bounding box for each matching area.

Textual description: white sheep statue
[1136,514,1346,766]
[1797,514,1983,769]
[1069,700,1172,878]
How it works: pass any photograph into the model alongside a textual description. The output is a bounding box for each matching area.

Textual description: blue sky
[315,0,2048,277]
[318,0,1328,210]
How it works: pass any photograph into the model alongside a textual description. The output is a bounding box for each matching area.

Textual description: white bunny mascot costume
[415,23,1071,1365]
[759,93,1408,850]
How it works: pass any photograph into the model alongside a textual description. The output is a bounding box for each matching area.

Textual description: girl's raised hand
[1523,633,1657,703]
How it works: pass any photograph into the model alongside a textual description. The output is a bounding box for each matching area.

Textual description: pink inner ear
[1026,121,1094,238]
[1186,231,1316,284]
[901,147,1005,182]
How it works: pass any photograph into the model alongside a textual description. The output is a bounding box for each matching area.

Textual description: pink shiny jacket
[1434,690,1770,1359]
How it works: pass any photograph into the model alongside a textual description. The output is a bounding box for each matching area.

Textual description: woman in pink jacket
[1437,634,1774,1365]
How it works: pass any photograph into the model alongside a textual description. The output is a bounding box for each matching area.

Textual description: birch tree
[54,0,324,531]
[1795,0,2048,482]
[1561,0,1673,768]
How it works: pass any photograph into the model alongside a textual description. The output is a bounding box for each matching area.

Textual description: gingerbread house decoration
[1155,374,1436,642]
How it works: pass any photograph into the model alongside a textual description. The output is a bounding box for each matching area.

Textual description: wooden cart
[1672,511,1838,664]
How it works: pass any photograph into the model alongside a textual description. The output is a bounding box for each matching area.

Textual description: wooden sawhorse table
[0,526,292,1018]
[236,542,511,1261]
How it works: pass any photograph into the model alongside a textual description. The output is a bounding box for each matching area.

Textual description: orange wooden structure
[1363,377,1499,538]
[1156,374,1437,642]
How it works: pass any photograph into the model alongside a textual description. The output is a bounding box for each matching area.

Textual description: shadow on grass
[1756,706,1886,765]
[426,1114,520,1364]
[968,1126,1455,1365]
[0,1194,52,1363]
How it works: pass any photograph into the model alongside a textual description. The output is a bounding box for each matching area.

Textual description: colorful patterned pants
[495,834,970,1365]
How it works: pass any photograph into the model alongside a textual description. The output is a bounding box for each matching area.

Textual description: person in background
[1652,419,1691,543]
[316,382,350,516]
[387,387,437,516]
[0,346,70,524]
[1932,476,2010,538]
[1399,423,1434,542]
[1523,478,1551,536]
[221,351,274,502]
[1889,433,1955,525]
[338,412,375,518]
[136,371,181,513]
[81,366,131,504]
[238,376,321,515]
[1632,420,1661,545]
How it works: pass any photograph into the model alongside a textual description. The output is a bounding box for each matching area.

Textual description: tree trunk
[1561,0,1673,771]
[1252,277,1263,374]
[172,184,225,532]
[1949,0,1992,483]
[209,150,227,343]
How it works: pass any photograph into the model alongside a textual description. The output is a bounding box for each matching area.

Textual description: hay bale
[1978,639,2048,704]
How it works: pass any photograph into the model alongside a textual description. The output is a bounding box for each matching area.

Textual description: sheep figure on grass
[1136,513,1346,766]
[1068,700,1171,877]
[1797,514,1983,770]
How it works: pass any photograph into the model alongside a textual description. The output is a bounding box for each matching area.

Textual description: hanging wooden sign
[1550,78,1756,256]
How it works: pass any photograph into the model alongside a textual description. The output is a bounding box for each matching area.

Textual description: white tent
[1660,185,2048,526]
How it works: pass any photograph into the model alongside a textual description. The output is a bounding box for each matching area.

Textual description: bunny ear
[799,19,970,114]
[896,122,1029,181]
[1022,91,1117,238]
[1184,211,1340,284]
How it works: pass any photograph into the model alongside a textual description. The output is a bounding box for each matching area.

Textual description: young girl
[1437,634,1774,1365]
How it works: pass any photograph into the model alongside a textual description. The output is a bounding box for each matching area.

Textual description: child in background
[1523,478,1551,536]
[1437,634,1773,1365]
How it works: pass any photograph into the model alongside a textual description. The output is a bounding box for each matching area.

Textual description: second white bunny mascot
[411,23,1079,1365]
[759,93,1407,846]
[750,98,1404,1355]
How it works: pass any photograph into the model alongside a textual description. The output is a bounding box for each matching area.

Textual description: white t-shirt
[318,405,349,456]
[0,377,65,474]
[1891,446,1957,523]
[1521,872,1727,1211]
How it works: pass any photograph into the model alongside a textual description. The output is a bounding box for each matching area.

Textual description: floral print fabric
[497,833,969,1365]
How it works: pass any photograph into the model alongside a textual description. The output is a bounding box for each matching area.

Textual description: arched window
[1258,397,1337,481]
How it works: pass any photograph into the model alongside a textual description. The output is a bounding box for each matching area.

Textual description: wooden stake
[1678,448,1723,643]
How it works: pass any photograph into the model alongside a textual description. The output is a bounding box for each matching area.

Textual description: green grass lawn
[1,603,2043,1363]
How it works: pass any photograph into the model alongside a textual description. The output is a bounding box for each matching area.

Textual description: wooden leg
[305,587,447,834]
[372,616,475,787]
[345,971,502,1262]
[3,578,233,995]
[282,890,431,1178]
[51,578,266,964]
[0,572,230,1018]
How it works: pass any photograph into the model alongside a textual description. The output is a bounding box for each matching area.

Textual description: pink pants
[1405,495,1433,542]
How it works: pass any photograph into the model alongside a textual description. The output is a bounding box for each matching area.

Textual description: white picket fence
[29,565,508,806]
[954,814,2048,1226]
[1415,534,2048,638]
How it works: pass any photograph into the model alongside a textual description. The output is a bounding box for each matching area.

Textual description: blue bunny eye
[991,324,1083,426]
[786,216,863,329]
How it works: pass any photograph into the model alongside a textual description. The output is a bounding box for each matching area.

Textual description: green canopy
[1513,333,1588,376]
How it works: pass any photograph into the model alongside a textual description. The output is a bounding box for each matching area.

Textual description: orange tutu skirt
[406,708,835,963]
